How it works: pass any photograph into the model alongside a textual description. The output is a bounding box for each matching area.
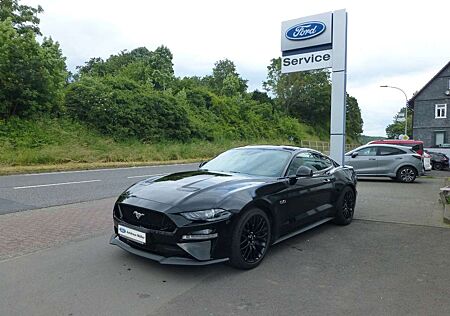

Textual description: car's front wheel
[333,186,356,225]
[433,162,442,170]
[397,166,417,183]
[229,208,271,269]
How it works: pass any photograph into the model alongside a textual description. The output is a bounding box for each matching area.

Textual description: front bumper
[110,234,229,265]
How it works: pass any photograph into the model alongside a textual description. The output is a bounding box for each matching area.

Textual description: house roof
[409,61,450,106]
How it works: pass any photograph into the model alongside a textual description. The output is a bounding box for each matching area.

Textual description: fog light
[182,229,218,240]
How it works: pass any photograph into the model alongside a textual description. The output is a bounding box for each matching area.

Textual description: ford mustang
[110,145,357,269]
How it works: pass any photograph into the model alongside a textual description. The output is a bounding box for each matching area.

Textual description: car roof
[239,145,301,151]
[369,139,423,145]
[352,143,413,151]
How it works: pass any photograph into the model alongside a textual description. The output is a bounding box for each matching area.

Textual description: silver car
[345,144,424,183]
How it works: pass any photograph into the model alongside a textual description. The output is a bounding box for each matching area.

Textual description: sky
[24,0,450,136]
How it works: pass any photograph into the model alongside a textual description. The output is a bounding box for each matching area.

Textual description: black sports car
[110,145,357,269]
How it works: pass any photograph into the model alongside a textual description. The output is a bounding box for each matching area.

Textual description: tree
[346,95,363,140]
[203,59,248,96]
[0,19,67,118]
[0,0,43,35]
[385,107,412,139]
[264,57,364,140]
[263,57,331,130]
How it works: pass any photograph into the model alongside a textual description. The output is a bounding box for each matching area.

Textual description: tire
[434,162,442,170]
[333,187,356,226]
[396,166,417,183]
[229,208,271,269]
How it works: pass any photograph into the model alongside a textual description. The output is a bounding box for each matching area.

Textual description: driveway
[0,174,449,316]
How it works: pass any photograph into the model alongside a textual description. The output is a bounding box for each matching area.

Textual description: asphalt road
[0,163,198,214]
[1,167,450,315]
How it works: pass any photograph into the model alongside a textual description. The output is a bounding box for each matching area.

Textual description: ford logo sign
[285,21,326,41]
[119,227,126,234]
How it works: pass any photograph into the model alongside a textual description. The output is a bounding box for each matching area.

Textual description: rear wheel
[229,208,271,269]
[396,166,417,183]
[434,162,442,170]
[333,187,356,226]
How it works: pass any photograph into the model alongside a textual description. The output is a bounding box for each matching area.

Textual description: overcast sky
[24,0,450,136]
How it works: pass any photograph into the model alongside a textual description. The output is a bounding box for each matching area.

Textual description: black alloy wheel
[434,162,442,170]
[333,186,356,225]
[397,166,417,183]
[229,208,271,269]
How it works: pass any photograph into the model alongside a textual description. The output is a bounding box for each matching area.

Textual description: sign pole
[329,9,348,165]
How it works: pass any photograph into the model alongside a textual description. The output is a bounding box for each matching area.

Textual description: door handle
[369,158,376,160]
[395,157,403,160]
[323,178,332,183]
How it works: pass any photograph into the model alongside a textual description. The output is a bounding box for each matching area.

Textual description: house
[410,61,450,147]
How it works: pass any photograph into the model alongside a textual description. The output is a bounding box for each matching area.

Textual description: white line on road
[12,163,198,177]
[127,174,164,179]
[13,179,102,189]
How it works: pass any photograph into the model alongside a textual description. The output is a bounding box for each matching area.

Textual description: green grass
[0,117,313,173]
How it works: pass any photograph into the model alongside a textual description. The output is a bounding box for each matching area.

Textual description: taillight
[412,154,422,160]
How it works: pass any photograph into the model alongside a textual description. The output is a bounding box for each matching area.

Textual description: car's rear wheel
[229,208,271,269]
[333,187,355,225]
[397,166,417,183]
[433,162,442,170]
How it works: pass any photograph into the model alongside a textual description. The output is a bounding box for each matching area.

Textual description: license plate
[118,225,146,244]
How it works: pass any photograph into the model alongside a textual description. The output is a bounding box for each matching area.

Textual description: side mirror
[199,161,208,168]
[296,166,314,177]
[351,152,359,158]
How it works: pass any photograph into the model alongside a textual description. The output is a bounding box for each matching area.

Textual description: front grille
[119,237,189,258]
[116,204,176,232]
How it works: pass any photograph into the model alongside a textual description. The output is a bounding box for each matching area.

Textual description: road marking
[9,163,198,177]
[13,180,102,189]
[127,173,164,179]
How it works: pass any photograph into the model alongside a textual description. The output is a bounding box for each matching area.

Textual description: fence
[298,140,360,155]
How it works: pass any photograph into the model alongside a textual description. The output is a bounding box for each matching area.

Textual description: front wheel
[397,166,417,183]
[433,162,442,170]
[229,208,271,269]
[333,187,356,226]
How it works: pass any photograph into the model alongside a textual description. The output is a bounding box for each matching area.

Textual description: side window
[309,152,333,171]
[357,147,377,156]
[286,152,334,176]
[378,147,405,156]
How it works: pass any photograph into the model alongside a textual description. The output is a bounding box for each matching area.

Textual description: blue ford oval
[285,21,326,41]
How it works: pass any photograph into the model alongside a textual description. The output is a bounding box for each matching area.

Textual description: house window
[435,104,447,118]
[435,131,445,146]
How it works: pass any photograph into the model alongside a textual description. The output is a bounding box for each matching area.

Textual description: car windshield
[201,148,292,177]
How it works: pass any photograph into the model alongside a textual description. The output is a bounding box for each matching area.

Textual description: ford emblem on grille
[119,227,126,233]
[285,21,326,41]
[133,211,145,219]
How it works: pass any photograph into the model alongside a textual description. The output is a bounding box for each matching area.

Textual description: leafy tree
[346,95,363,140]
[0,19,67,118]
[250,90,272,104]
[203,59,248,96]
[264,57,364,140]
[385,107,412,139]
[263,57,331,130]
[76,46,175,90]
[0,0,43,35]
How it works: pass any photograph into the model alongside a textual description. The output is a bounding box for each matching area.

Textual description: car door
[346,146,378,175]
[376,146,406,175]
[280,152,335,232]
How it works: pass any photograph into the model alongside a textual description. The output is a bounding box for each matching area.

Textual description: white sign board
[281,9,348,165]
[281,49,332,73]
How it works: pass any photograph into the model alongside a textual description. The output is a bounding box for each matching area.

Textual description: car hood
[118,170,267,212]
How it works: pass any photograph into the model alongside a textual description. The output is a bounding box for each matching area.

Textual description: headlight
[181,208,231,222]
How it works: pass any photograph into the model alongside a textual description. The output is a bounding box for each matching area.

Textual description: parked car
[345,144,424,183]
[110,145,357,269]
[368,139,431,172]
[428,151,449,170]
